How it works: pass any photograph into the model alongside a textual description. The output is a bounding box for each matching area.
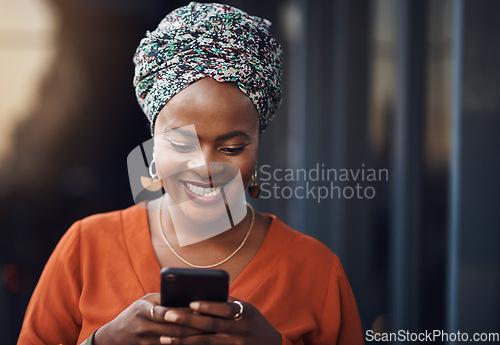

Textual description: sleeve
[317,255,365,345]
[17,221,83,345]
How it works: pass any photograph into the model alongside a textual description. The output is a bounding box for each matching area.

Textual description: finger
[150,304,167,322]
[164,310,237,334]
[142,299,167,322]
[142,293,191,316]
[140,314,207,338]
[142,298,191,323]
[143,292,161,305]
[137,301,200,337]
[160,334,233,345]
[151,323,205,338]
[189,301,242,319]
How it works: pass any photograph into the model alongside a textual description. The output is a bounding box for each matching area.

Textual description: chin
[179,200,229,224]
[166,195,237,246]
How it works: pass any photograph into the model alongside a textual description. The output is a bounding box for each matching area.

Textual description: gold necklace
[158,198,255,269]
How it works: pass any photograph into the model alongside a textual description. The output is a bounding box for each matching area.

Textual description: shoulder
[78,204,144,234]
[62,203,148,249]
[267,214,337,259]
[55,204,147,255]
[250,214,352,327]
[264,214,343,276]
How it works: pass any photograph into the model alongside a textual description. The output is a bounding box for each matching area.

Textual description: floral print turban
[133,2,284,134]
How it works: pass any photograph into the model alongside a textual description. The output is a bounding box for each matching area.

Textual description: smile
[184,182,223,197]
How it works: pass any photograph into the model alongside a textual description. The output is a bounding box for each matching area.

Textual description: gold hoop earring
[141,152,162,192]
[248,163,260,199]
[149,158,158,179]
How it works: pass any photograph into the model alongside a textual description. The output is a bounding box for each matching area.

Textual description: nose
[186,146,214,169]
[186,146,224,179]
[186,158,204,170]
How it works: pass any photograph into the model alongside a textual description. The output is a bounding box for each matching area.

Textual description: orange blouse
[18,204,364,344]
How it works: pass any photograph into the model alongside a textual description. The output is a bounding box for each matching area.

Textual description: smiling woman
[17,3,363,345]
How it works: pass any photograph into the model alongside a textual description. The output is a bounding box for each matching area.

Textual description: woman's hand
[93,293,204,345]
[158,297,282,345]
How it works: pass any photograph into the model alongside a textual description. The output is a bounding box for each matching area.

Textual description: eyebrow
[215,130,251,141]
[165,128,251,141]
[165,127,197,138]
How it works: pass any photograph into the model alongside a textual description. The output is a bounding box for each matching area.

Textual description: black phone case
[160,267,229,308]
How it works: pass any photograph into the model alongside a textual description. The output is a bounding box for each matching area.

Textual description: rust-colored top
[18,204,364,345]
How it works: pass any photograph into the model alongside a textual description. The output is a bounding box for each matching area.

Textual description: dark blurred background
[1,0,499,344]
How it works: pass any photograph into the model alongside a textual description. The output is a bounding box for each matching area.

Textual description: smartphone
[160,267,229,308]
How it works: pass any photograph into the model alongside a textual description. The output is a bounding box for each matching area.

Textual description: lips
[175,174,237,205]
[184,182,223,197]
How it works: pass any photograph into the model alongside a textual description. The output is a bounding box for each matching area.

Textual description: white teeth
[185,182,222,197]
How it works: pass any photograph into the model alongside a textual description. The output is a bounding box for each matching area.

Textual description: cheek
[236,155,257,188]
[154,149,186,179]
[153,140,204,179]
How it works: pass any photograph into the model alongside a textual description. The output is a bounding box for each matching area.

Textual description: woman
[18,3,364,344]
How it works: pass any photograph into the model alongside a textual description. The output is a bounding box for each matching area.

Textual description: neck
[158,197,252,250]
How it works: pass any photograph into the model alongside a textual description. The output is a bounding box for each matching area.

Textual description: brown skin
[93,78,281,345]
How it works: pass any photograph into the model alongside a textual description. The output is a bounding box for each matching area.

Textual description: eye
[219,145,247,156]
[169,141,197,153]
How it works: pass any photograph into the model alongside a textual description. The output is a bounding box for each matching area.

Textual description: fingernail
[189,301,200,311]
[165,310,179,322]
[160,336,172,344]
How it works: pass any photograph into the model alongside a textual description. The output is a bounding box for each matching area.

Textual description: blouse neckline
[120,203,295,300]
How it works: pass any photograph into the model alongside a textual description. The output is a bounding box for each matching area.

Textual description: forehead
[155,78,259,137]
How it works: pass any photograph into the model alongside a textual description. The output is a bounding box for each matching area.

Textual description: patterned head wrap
[133,2,283,134]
